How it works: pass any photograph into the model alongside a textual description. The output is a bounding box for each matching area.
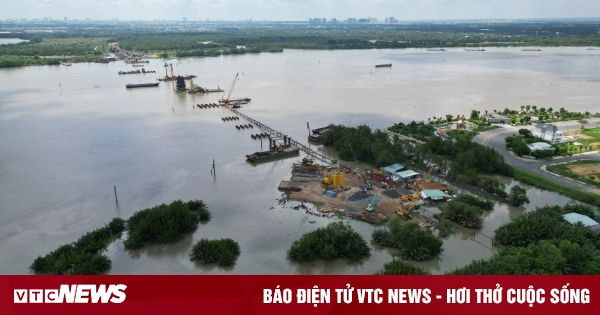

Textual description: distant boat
[375,63,392,68]
[427,48,446,51]
[62,62,72,66]
[464,48,485,51]
[126,83,159,88]
[522,49,541,51]
[587,47,600,50]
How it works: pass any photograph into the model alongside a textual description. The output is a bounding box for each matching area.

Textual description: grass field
[546,160,600,189]
[578,127,600,147]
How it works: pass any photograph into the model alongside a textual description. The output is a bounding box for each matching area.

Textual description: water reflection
[1,47,599,275]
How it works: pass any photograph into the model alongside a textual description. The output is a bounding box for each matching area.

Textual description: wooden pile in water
[221,116,239,121]
[197,103,220,109]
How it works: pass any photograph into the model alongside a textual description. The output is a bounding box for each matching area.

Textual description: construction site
[278,161,453,227]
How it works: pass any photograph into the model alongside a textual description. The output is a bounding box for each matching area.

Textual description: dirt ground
[568,163,600,183]
[280,165,435,225]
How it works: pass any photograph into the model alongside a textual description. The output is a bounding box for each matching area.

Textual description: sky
[2,0,600,21]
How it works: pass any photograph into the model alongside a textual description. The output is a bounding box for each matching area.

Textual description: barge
[158,75,197,82]
[246,146,300,163]
[427,49,446,51]
[126,83,160,88]
[119,70,141,75]
[375,63,392,67]
[308,124,334,142]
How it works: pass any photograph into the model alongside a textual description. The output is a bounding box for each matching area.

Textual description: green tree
[446,114,454,123]
[508,185,529,207]
[470,110,480,120]
[377,259,429,275]
[578,119,588,129]
[526,105,531,112]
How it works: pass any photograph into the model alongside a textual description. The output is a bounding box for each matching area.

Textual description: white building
[533,123,565,143]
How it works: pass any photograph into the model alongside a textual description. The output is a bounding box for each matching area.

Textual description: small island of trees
[30,199,212,274]
[287,222,371,263]
[124,199,211,249]
[189,238,241,266]
[30,217,126,274]
[372,217,443,261]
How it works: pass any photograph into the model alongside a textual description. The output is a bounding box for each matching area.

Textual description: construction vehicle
[366,194,379,212]
[219,73,239,104]
[359,173,372,191]
[397,201,420,217]
[400,193,421,202]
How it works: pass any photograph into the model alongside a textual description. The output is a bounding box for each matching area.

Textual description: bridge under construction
[229,107,349,170]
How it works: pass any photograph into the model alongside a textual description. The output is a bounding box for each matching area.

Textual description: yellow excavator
[397,202,416,217]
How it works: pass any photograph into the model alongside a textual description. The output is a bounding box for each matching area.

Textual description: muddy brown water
[1,47,599,274]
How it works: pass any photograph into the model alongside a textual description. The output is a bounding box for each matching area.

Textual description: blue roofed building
[396,170,420,180]
[563,212,600,235]
[382,163,404,174]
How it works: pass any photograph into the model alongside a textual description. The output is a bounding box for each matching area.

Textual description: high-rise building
[309,18,324,25]
[322,18,326,24]
[331,18,337,24]
[347,18,357,24]
[389,17,396,23]
[385,18,388,23]
[183,17,187,21]
[64,17,67,21]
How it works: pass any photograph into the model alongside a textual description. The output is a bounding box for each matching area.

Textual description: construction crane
[169,63,175,91]
[219,73,239,104]
[163,63,175,91]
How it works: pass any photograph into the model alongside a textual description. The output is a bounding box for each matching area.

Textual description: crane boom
[220,73,239,103]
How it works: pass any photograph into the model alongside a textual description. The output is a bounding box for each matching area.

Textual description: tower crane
[219,73,239,104]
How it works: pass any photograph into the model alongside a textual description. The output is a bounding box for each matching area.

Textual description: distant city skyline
[2,0,600,21]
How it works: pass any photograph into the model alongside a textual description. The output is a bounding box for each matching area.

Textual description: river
[0,47,599,274]
[0,38,29,45]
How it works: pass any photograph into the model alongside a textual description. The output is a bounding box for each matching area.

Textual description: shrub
[189,238,240,266]
[124,199,210,249]
[452,194,494,210]
[377,259,429,275]
[508,185,530,207]
[372,220,443,261]
[440,201,484,228]
[495,204,600,248]
[287,222,371,263]
[29,217,125,274]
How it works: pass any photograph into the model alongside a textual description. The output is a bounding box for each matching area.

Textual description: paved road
[472,118,600,192]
